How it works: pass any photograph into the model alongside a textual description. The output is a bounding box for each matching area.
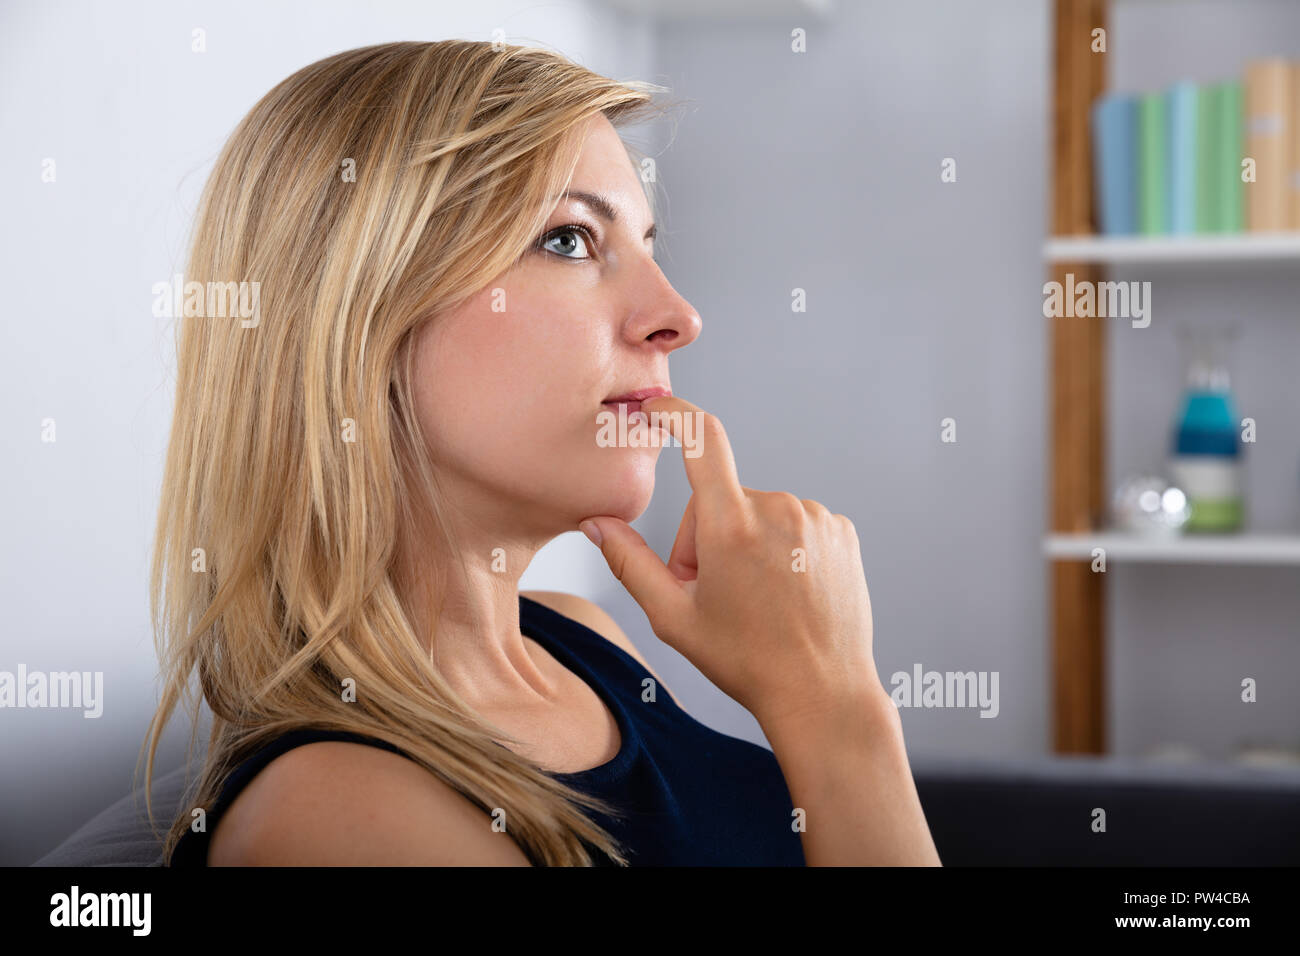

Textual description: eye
[538,223,596,260]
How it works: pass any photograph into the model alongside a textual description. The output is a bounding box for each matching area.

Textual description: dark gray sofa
[32,753,1300,866]
[910,754,1300,865]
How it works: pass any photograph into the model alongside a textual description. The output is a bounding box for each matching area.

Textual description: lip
[601,385,671,415]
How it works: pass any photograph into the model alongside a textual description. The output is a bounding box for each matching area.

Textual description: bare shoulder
[208,740,532,866]
[521,590,681,707]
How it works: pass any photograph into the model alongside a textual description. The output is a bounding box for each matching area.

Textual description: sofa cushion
[32,766,193,867]
[910,754,1300,866]
[30,754,1300,866]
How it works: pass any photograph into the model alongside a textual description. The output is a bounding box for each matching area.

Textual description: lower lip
[602,400,643,414]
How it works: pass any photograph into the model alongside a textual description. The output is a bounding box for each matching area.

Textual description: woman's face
[412,114,702,538]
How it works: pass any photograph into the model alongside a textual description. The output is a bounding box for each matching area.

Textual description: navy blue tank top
[170,593,805,866]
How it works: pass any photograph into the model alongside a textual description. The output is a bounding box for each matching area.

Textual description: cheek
[411,299,660,521]
[419,290,596,432]
[414,322,543,470]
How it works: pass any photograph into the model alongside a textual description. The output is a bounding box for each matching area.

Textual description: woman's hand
[578,395,889,730]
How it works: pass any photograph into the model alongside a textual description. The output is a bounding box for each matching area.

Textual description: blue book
[1167,82,1198,234]
[1091,93,1138,235]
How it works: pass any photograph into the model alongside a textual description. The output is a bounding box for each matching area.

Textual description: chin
[579,447,659,522]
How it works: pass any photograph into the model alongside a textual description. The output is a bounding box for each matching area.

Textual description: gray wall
[608,0,1300,768]
[612,0,1052,758]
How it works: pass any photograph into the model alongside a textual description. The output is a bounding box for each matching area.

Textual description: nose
[623,261,702,352]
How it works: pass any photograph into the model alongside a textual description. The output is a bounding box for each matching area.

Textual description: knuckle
[725,510,760,547]
[801,498,830,520]
[701,503,753,547]
[773,491,805,521]
[753,491,805,535]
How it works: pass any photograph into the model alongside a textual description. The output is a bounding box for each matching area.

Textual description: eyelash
[536,222,599,260]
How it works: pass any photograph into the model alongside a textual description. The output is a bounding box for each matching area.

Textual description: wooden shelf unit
[1047,1,1299,755]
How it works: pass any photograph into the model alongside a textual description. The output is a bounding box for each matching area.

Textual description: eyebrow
[557,190,657,241]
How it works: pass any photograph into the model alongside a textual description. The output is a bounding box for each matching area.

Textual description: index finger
[639,395,745,511]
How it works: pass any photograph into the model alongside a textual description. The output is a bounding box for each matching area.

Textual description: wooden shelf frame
[1049,0,1109,754]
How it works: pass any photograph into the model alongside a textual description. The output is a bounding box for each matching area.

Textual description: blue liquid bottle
[1168,325,1243,533]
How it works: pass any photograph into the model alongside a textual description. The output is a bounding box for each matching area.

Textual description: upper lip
[602,385,671,403]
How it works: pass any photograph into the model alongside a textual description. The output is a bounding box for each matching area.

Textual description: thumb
[579,517,689,628]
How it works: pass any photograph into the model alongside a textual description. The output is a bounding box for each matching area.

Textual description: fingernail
[579,520,602,547]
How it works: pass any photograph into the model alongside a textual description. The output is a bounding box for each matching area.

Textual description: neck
[394,491,566,712]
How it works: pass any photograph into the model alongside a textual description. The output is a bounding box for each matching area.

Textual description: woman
[145,39,940,867]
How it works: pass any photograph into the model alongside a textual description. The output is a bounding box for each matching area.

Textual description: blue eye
[539,224,595,260]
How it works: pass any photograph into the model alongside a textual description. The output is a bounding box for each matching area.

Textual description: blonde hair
[142,40,671,866]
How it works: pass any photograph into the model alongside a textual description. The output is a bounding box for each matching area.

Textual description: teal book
[1168,82,1198,233]
[1139,91,1169,233]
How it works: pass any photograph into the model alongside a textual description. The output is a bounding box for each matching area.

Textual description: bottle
[1168,324,1243,533]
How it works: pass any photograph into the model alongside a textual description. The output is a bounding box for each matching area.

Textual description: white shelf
[1044,232,1300,264]
[1044,532,1300,565]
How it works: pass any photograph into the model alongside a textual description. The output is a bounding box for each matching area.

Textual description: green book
[1216,80,1243,232]
[1196,83,1220,232]
[1139,91,1169,234]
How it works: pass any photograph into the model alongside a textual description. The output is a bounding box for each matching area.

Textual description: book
[1217,81,1244,233]
[1139,91,1169,234]
[1243,58,1291,231]
[1092,93,1138,235]
[1168,82,1198,234]
[1196,81,1220,231]
[1290,63,1300,229]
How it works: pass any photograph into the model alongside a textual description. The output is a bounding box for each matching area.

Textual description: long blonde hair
[142,40,669,866]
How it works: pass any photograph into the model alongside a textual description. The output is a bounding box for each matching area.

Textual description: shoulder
[208,739,531,865]
[521,590,681,707]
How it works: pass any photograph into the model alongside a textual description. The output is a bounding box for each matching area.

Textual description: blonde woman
[146,40,940,867]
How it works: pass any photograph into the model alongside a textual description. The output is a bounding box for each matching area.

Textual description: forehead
[565,115,650,224]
